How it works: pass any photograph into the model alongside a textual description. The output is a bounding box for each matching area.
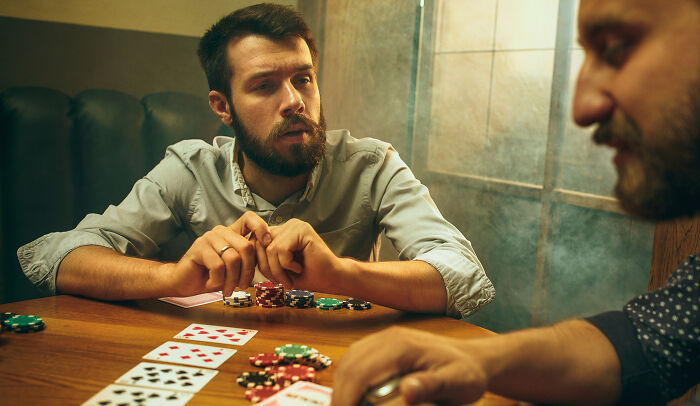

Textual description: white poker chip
[226,291,251,300]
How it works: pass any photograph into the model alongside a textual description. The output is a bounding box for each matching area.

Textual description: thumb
[400,365,485,405]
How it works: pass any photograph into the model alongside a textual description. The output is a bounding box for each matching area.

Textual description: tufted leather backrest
[0,87,231,303]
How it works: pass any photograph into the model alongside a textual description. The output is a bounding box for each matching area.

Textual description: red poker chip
[255,281,284,290]
[263,365,288,375]
[275,364,316,385]
[250,353,283,367]
[245,384,281,402]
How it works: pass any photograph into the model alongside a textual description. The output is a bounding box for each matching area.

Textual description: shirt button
[275,215,284,223]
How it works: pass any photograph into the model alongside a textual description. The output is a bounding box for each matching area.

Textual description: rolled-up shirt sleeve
[372,146,495,317]
[17,144,198,295]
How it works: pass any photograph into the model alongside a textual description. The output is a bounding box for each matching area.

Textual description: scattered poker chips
[2,314,45,333]
[249,353,283,367]
[236,371,276,388]
[223,286,372,314]
[245,384,281,402]
[242,343,333,402]
[343,298,372,310]
[285,290,314,308]
[224,291,253,307]
[274,344,317,362]
[272,364,316,386]
[314,297,343,310]
[255,282,285,308]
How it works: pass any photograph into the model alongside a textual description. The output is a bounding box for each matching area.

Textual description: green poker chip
[3,314,43,328]
[315,298,343,310]
[3,314,45,333]
[274,344,317,360]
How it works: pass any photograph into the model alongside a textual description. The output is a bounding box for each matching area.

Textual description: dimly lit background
[0,0,655,332]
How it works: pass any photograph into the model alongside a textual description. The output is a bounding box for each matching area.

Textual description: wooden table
[0,293,517,405]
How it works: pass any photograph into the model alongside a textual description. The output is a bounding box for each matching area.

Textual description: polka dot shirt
[587,254,699,405]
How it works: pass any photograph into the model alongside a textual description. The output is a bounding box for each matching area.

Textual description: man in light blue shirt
[18,3,494,317]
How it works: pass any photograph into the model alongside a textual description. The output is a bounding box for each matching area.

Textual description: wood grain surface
[0,292,517,405]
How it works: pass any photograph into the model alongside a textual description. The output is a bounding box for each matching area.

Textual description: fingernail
[402,377,425,399]
[263,234,271,245]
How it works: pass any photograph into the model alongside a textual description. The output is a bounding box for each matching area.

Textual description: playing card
[159,292,223,308]
[174,323,257,346]
[82,384,193,406]
[256,381,332,405]
[143,341,236,368]
[115,362,217,393]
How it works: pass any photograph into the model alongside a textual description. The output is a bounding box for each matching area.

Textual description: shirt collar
[219,135,324,208]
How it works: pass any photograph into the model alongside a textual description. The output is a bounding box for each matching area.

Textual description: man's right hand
[167,211,272,297]
[332,326,489,406]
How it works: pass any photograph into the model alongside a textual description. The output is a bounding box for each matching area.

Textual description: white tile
[494,0,559,49]
[428,52,492,174]
[437,0,498,52]
[487,50,554,183]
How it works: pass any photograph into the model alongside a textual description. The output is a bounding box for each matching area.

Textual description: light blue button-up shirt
[18,130,494,317]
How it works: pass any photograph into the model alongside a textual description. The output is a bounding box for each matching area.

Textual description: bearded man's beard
[231,107,327,177]
[592,83,700,220]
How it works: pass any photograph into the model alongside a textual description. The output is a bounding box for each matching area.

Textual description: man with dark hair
[333,0,700,404]
[17,3,494,318]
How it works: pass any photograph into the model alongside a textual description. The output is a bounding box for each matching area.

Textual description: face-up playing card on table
[256,381,332,405]
[174,323,257,346]
[82,384,194,406]
[115,361,217,393]
[143,341,236,369]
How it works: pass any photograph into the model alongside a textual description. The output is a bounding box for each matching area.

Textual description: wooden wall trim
[649,213,700,290]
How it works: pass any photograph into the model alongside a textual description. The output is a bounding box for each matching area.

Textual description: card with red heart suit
[143,341,236,368]
[173,323,258,346]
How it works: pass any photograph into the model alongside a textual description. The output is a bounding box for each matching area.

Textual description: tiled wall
[429,0,558,185]
[421,0,654,331]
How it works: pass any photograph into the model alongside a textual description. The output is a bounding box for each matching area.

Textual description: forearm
[330,259,447,313]
[468,319,621,405]
[57,245,175,300]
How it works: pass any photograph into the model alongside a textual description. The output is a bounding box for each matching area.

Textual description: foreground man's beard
[231,109,327,177]
[592,84,700,221]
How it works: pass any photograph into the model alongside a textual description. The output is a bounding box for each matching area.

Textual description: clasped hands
[166,211,342,297]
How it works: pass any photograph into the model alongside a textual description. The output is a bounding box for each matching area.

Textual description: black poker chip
[236,371,276,388]
[344,298,371,310]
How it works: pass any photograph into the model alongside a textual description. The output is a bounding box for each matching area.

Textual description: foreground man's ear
[209,90,232,126]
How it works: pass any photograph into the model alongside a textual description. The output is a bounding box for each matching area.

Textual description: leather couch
[0,87,231,303]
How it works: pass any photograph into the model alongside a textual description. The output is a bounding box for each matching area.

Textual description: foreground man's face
[228,35,323,166]
[573,0,700,219]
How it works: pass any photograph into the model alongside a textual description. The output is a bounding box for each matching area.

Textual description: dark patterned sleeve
[586,254,700,405]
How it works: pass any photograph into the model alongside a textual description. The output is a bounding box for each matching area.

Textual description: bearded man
[17,3,494,318]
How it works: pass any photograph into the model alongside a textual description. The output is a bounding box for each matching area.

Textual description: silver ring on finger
[219,245,231,255]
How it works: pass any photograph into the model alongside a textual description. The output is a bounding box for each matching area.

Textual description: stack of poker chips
[250,345,333,371]
[238,344,333,401]
[2,313,45,333]
[343,298,372,310]
[255,281,285,307]
[314,297,344,310]
[274,344,332,370]
[224,291,253,307]
[284,290,315,308]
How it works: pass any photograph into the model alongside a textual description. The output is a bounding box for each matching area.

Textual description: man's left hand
[254,218,344,291]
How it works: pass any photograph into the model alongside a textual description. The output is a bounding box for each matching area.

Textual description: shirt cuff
[17,231,114,295]
[585,311,666,405]
[415,247,495,318]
